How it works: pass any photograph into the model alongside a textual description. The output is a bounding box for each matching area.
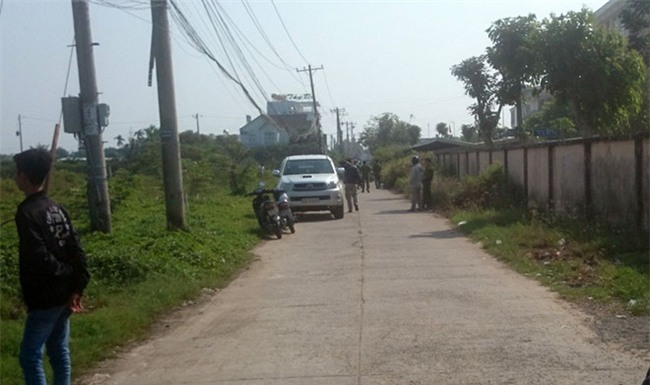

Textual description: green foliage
[451,55,502,145]
[460,124,479,142]
[451,208,649,316]
[0,129,265,384]
[523,99,579,138]
[358,113,421,153]
[487,14,542,128]
[376,154,412,190]
[538,9,647,135]
[447,164,526,210]
[620,0,650,67]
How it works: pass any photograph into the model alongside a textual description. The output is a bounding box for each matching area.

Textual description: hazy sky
[1,0,607,155]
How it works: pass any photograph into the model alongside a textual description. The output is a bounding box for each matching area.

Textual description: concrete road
[82,189,648,385]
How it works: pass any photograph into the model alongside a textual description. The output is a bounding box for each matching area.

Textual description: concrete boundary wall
[432,134,649,231]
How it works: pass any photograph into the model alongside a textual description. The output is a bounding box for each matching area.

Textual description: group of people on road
[340,156,435,214]
[339,159,384,213]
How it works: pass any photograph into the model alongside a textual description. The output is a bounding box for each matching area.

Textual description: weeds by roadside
[0,170,260,385]
[425,164,650,316]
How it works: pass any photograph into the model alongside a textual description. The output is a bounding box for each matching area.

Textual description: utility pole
[16,115,23,152]
[192,113,201,134]
[151,0,186,230]
[330,107,346,154]
[345,121,350,157]
[296,65,323,153]
[71,0,112,233]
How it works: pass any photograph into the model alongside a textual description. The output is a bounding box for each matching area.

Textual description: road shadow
[294,212,336,222]
[375,209,435,215]
[367,196,404,202]
[409,229,463,239]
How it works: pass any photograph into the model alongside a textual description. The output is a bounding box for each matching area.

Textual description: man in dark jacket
[340,159,361,212]
[14,148,90,385]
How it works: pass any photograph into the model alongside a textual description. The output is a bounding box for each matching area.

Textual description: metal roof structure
[410,138,475,152]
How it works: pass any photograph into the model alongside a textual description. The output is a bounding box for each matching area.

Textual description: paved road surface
[82,189,647,385]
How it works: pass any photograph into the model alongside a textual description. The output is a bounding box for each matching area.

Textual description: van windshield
[283,159,334,175]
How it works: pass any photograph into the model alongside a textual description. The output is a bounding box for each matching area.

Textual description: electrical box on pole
[61,97,83,133]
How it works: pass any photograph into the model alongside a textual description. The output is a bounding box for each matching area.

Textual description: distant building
[594,0,628,36]
[509,88,554,128]
[239,94,318,148]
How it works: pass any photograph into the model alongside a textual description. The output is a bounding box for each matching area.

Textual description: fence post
[548,144,555,211]
[584,141,593,221]
[523,147,529,198]
[635,137,644,231]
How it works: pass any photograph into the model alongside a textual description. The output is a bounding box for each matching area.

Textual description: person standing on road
[360,161,371,193]
[408,156,423,212]
[421,158,434,211]
[341,159,361,212]
[13,148,90,385]
[372,160,382,189]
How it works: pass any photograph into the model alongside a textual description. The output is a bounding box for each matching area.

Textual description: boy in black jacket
[14,148,90,385]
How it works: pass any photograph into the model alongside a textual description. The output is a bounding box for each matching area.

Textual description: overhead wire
[168,0,266,115]
[240,0,296,71]
[270,0,309,65]
[94,0,316,130]
[214,1,308,93]
[204,0,272,104]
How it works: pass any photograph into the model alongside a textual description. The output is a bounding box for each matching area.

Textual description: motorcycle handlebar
[246,188,280,196]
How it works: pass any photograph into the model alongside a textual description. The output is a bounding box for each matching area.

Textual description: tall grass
[430,164,650,316]
[0,166,261,385]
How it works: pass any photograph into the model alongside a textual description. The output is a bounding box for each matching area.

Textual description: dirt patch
[577,300,650,360]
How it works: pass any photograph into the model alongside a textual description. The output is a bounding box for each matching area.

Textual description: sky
[1,0,608,155]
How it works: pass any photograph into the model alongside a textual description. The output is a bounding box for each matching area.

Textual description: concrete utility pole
[296,65,323,153]
[345,121,350,157]
[71,0,112,233]
[330,107,346,154]
[151,0,186,230]
[192,113,201,134]
[16,115,24,152]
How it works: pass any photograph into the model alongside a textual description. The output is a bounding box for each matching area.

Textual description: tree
[460,124,479,142]
[435,122,450,138]
[451,55,502,146]
[620,0,650,67]
[487,14,541,130]
[620,0,650,132]
[114,135,126,147]
[538,9,646,136]
[55,147,70,159]
[523,100,578,139]
[358,113,421,153]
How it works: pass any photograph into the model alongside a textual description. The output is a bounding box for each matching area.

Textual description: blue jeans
[20,305,72,385]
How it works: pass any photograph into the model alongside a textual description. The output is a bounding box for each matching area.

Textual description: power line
[240,0,297,72]
[270,0,309,64]
[168,0,266,115]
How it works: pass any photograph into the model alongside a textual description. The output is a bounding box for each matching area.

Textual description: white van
[273,155,345,219]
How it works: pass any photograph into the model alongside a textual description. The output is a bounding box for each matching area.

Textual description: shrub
[448,164,525,210]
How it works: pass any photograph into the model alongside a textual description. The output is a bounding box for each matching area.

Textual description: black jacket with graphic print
[15,191,90,310]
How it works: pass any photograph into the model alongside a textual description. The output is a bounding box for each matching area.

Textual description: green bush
[448,164,525,210]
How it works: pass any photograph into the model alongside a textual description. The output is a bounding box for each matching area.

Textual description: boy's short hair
[13,148,52,186]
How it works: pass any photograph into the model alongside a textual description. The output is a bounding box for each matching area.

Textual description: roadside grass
[0,171,261,385]
[408,161,650,318]
[449,208,649,316]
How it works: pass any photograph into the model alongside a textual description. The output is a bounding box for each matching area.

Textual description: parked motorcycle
[274,190,295,234]
[247,186,283,239]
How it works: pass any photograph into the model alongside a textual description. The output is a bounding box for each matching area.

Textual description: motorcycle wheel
[274,225,283,239]
[288,218,295,233]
